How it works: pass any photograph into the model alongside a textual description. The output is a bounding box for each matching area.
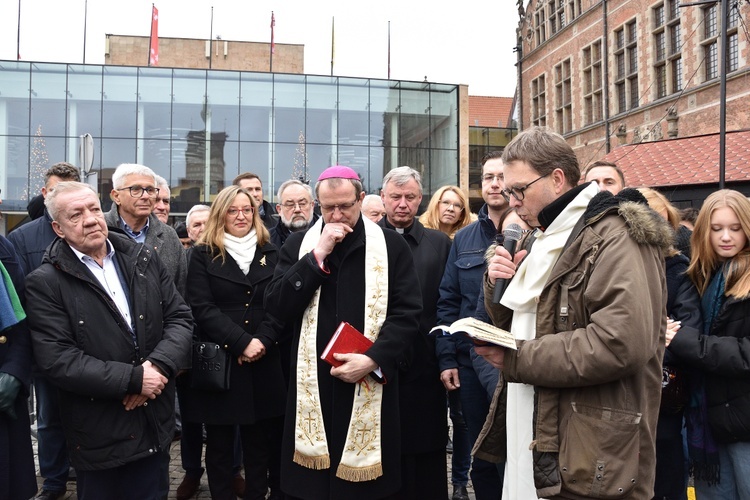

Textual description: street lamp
[680,0,728,189]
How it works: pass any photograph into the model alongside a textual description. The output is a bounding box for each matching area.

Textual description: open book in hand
[430,317,517,349]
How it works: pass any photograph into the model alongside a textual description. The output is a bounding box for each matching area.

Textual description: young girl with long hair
[669,189,750,499]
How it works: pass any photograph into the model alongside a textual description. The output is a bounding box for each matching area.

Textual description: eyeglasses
[501,173,551,202]
[318,199,358,213]
[117,185,160,198]
[481,174,504,184]
[227,207,253,218]
[281,200,310,210]
[439,200,464,211]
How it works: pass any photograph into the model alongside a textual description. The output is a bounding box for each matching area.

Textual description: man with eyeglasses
[266,165,422,500]
[377,166,451,499]
[434,151,507,500]
[270,179,318,249]
[475,127,667,499]
[104,164,187,298]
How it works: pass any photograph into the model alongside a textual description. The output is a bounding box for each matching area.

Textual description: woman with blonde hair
[419,185,473,239]
[670,189,750,499]
[184,185,285,500]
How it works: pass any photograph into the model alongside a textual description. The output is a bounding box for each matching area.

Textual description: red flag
[149,5,159,66]
[271,11,275,54]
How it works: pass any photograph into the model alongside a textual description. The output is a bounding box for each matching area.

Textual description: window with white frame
[554,59,572,134]
[583,41,603,125]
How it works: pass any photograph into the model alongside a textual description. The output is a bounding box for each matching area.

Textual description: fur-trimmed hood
[585,188,675,256]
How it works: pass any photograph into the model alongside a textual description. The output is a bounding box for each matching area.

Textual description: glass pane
[172,69,207,141]
[370,81,398,147]
[66,65,103,138]
[338,78,369,146]
[237,142,272,198]
[399,86,431,149]
[430,87,458,150]
[274,74,306,143]
[239,73,273,142]
[138,67,173,140]
[102,66,137,138]
[207,70,240,143]
[306,76,338,145]
[1,135,30,210]
[30,63,67,138]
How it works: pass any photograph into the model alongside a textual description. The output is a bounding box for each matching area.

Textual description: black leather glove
[0,372,21,420]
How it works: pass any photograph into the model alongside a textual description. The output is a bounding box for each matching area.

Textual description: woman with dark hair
[670,189,750,499]
[184,185,285,500]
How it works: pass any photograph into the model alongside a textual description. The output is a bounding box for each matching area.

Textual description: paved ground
[31,433,477,499]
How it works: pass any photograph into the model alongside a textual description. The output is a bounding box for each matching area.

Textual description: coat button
[246,291,251,295]
[245,304,249,307]
[245,320,249,324]
[79,320,84,325]
[295,280,302,287]
[139,315,144,320]
[598,465,603,470]
[0,336,6,344]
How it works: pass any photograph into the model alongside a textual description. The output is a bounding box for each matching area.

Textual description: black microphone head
[503,223,524,243]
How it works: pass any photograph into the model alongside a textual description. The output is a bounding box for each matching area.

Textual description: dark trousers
[395,449,449,499]
[654,411,688,500]
[458,364,503,500]
[35,376,70,492]
[76,451,166,500]
[448,389,471,487]
[206,419,280,500]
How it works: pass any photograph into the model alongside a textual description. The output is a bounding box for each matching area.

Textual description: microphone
[492,223,524,304]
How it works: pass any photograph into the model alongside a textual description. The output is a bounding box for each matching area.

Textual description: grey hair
[186,204,210,226]
[111,163,157,189]
[362,194,384,209]
[45,181,98,221]
[155,175,169,190]
[382,166,422,194]
[277,179,314,201]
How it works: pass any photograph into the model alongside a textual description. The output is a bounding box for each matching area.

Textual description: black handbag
[190,341,231,392]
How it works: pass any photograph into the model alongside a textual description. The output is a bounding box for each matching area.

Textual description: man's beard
[281,215,310,230]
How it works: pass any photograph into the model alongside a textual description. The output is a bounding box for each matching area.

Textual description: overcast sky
[0,0,520,97]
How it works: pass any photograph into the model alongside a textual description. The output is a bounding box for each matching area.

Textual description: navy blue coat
[0,236,36,500]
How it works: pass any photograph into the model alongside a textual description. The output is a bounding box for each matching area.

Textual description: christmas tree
[29,124,49,198]
[292,131,309,183]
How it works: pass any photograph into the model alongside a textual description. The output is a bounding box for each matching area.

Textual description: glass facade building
[0,60,460,228]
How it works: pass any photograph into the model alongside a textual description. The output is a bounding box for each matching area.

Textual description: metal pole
[209,7,214,69]
[83,0,88,64]
[16,0,21,60]
[718,0,727,189]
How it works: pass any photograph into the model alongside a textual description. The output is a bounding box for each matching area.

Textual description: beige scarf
[294,217,389,481]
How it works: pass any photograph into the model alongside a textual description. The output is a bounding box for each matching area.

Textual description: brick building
[515,0,750,202]
[105,35,304,73]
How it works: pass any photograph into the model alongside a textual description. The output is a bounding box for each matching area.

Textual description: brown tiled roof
[469,96,514,128]
[596,129,750,188]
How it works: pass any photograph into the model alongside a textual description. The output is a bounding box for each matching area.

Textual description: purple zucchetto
[317,165,360,181]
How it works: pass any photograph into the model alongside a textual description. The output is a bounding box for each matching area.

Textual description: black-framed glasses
[117,185,160,198]
[501,173,550,202]
[281,200,311,210]
[318,199,358,213]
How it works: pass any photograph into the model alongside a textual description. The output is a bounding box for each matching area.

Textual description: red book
[321,321,373,368]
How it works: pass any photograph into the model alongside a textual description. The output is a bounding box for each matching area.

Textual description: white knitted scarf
[223,230,257,275]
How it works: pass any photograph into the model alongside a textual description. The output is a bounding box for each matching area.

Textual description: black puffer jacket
[670,283,750,443]
[26,232,193,470]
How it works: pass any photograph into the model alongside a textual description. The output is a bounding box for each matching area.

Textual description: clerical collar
[382,218,413,235]
[537,183,589,231]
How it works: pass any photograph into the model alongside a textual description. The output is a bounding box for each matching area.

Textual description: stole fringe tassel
[336,463,383,482]
[293,450,330,470]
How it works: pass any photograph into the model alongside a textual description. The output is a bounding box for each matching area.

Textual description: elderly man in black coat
[25,182,192,499]
[266,166,422,500]
[378,166,452,499]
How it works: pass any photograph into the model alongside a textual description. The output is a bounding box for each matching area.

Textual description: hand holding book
[430,317,517,349]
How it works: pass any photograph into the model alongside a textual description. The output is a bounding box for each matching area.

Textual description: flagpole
[387,21,391,80]
[148,4,154,66]
[83,0,88,63]
[17,0,21,60]
[330,16,334,76]
[270,11,275,72]
[209,6,214,69]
